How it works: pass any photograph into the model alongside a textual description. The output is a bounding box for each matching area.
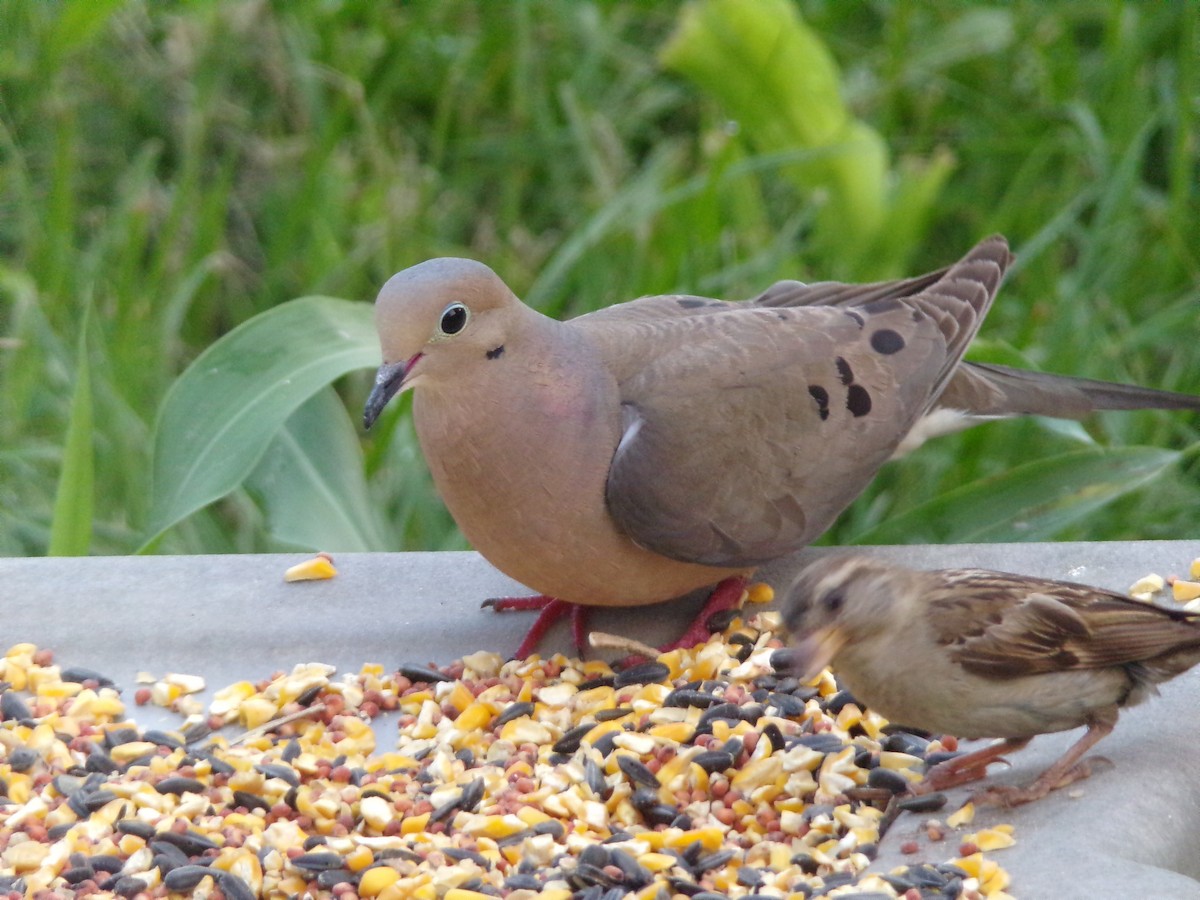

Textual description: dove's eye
[438,302,469,336]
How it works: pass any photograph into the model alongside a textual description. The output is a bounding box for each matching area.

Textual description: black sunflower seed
[396,663,451,684]
[291,851,345,871]
[552,722,596,755]
[155,776,206,795]
[255,763,300,786]
[233,790,271,811]
[867,767,910,794]
[494,701,535,727]
[61,667,116,688]
[612,661,670,688]
[153,828,220,856]
[690,750,734,774]
[664,688,722,709]
[617,755,660,788]
[1,692,32,722]
[896,792,948,812]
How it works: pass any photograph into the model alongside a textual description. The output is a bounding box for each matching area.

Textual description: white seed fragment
[1128,573,1164,597]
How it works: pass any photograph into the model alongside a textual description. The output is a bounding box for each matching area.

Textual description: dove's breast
[411,320,741,606]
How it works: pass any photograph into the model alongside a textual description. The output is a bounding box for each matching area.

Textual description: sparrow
[775,554,1200,805]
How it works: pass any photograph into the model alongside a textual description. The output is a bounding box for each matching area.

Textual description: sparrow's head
[773,555,914,680]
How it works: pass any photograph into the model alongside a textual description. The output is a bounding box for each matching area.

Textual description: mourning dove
[362,235,1200,657]
[776,555,1200,805]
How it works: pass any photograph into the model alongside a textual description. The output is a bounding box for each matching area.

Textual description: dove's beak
[770,625,846,682]
[363,356,419,429]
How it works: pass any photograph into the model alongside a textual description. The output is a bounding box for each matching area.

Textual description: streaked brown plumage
[777,555,1200,804]
[362,235,1200,657]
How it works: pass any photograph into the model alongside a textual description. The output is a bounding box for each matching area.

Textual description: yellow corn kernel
[446,681,475,713]
[401,811,430,834]
[667,826,724,851]
[746,582,774,604]
[239,696,279,730]
[638,852,679,872]
[515,806,552,827]
[445,891,495,900]
[647,721,692,743]
[454,701,494,732]
[1172,579,1200,602]
[283,555,337,582]
[110,741,158,763]
[344,845,375,873]
[466,814,526,839]
[947,802,975,828]
[969,827,1017,851]
[359,865,401,896]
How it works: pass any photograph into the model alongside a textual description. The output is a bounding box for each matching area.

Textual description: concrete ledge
[4,541,1200,897]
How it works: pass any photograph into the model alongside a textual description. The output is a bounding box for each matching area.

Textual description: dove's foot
[656,576,749,653]
[482,595,589,658]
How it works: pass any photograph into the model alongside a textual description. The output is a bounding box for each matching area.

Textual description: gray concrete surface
[4,541,1200,897]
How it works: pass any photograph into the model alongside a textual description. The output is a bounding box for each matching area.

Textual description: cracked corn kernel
[359,864,402,895]
[1172,579,1200,602]
[283,553,338,581]
[1128,573,1165,598]
[947,801,976,827]
[746,582,774,604]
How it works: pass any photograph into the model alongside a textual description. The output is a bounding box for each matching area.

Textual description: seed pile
[1,604,1013,899]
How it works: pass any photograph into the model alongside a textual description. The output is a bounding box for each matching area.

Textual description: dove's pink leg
[657,576,748,652]
[483,596,590,658]
[487,575,747,659]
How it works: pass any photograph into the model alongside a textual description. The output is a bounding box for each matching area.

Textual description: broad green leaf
[246,386,390,552]
[852,447,1180,545]
[47,307,94,556]
[144,297,378,548]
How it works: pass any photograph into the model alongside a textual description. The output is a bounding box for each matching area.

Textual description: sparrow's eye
[438,302,469,336]
[822,590,845,615]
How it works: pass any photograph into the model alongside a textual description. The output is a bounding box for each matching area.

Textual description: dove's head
[364,258,525,428]
[772,555,913,681]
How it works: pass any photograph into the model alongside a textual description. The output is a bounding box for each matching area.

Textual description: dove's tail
[894,362,1200,455]
[947,362,1200,418]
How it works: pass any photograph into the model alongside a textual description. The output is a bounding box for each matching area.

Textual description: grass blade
[47,308,94,556]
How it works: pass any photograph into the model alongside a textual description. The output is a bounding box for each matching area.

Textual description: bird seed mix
[1,591,1017,899]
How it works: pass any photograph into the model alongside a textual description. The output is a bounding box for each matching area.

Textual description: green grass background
[1,1,1197,558]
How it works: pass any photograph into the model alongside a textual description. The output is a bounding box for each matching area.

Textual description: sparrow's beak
[363,358,414,430]
[770,625,846,682]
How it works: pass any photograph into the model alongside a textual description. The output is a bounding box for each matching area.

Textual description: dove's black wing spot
[846,385,872,417]
[486,345,505,360]
[677,298,707,309]
[835,357,854,385]
[845,310,865,329]
[870,329,905,355]
[808,385,830,421]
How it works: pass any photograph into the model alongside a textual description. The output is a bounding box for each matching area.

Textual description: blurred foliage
[1,0,1197,558]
